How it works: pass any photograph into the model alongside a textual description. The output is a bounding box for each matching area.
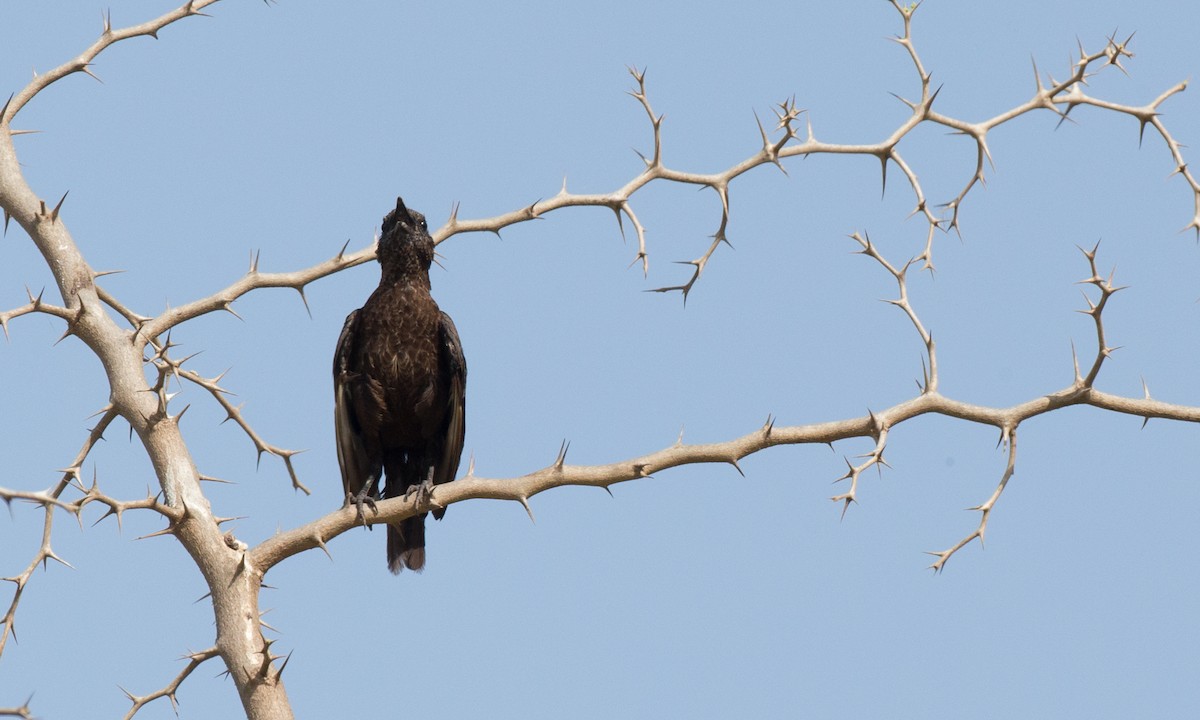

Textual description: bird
[333,196,467,573]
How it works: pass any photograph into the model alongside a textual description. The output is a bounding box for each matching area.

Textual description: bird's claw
[404,477,435,509]
[346,490,379,528]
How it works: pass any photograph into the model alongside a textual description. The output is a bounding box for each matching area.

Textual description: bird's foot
[345,489,379,528]
[404,474,436,510]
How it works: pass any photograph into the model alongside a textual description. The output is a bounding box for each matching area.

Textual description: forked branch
[121,646,220,720]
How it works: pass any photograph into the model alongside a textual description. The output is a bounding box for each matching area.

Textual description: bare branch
[0,1,225,126]
[145,340,309,494]
[927,426,1018,573]
[0,406,122,660]
[0,695,34,720]
[253,369,1200,576]
[139,243,371,343]
[850,231,939,393]
[1074,241,1126,388]
[121,646,219,720]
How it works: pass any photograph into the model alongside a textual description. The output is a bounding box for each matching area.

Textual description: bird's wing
[435,309,467,489]
[333,309,374,501]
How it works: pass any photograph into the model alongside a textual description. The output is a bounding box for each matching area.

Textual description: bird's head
[377,196,434,280]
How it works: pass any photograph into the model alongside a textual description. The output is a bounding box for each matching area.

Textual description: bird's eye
[419,218,428,232]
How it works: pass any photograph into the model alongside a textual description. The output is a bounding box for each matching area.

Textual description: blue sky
[2,1,1199,718]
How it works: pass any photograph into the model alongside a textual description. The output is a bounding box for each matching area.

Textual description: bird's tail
[387,514,426,573]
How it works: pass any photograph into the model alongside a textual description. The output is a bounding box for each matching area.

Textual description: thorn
[879,153,889,198]
[888,91,916,111]
[762,413,775,438]
[295,286,312,319]
[275,650,294,681]
[136,524,176,541]
[754,109,770,145]
[611,205,628,244]
[728,457,745,477]
[927,84,943,111]
[315,535,332,561]
[525,198,542,219]
[231,550,252,582]
[50,191,68,222]
[336,238,351,261]
[248,249,260,274]
[0,92,13,125]
[553,439,569,470]
[43,547,74,569]
[867,408,883,435]
[834,494,855,520]
[518,496,536,524]
[79,63,103,84]
[211,367,232,386]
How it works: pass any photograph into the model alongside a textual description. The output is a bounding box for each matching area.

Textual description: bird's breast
[354,282,446,437]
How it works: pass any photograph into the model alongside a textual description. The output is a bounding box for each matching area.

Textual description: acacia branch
[927,426,1018,572]
[432,9,1188,295]
[121,646,220,720]
[0,407,184,661]
[138,245,371,343]
[170,361,309,494]
[252,242,1178,574]
[0,1,224,127]
[0,696,34,720]
[252,378,1200,575]
[107,3,1191,344]
[92,283,307,490]
[0,288,72,339]
[0,406,124,659]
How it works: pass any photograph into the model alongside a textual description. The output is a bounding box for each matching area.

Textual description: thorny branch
[0,1,225,127]
[0,698,33,720]
[255,240,1150,575]
[91,283,306,491]
[0,406,181,659]
[2,4,290,717]
[2,0,1199,718]
[89,1,1196,319]
[120,647,220,720]
[927,427,1018,573]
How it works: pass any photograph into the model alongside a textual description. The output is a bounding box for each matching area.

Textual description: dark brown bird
[333,197,467,572]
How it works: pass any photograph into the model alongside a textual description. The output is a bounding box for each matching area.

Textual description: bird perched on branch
[333,197,467,573]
